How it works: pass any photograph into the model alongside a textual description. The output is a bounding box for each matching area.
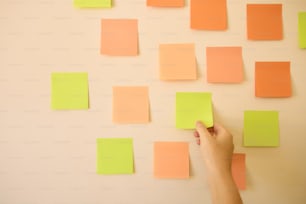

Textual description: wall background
[0,0,305,203]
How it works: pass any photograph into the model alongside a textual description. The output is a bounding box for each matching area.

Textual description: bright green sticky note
[299,12,306,48]
[74,0,112,8]
[244,111,279,147]
[176,92,213,129]
[51,73,89,110]
[97,138,134,174]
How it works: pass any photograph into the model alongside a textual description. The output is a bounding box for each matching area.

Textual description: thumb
[195,121,212,142]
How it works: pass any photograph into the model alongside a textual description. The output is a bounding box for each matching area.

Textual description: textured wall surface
[0,0,306,203]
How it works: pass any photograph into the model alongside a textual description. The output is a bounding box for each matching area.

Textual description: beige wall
[0,0,306,203]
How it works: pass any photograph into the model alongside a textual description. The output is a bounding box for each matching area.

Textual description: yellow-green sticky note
[244,111,279,147]
[97,138,134,174]
[51,73,89,110]
[176,92,213,129]
[299,12,306,48]
[74,0,112,8]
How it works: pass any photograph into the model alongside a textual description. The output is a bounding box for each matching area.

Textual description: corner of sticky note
[97,138,134,174]
[298,12,306,48]
[176,92,213,129]
[74,0,112,8]
[243,110,279,147]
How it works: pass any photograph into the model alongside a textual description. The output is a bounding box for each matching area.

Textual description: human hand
[193,121,234,176]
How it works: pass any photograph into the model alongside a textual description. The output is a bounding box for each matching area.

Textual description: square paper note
[159,43,197,80]
[113,86,149,123]
[74,0,111,8]
[206,47,244,83]
[232,153,246,190]
[176,92,213,129]
[154,142,189,179]
[101,19,138,56]
[147,0,184,7]
[51,73,88,110]
[190,0,227,30]
[299,12,306,48]
[255,62,291,97]
[244,111,279,147]
[247,4,283,40]
[97,138,134,174]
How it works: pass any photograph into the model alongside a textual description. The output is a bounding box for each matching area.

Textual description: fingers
[213,123,227,135]
[195,121,212,141]
[193,130,200,138]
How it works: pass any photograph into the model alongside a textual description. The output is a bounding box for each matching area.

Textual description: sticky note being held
[255,62,291,98]
[232,153,246,190]
[74,0,111,8]
[154,142,189,179]
[147,0,184,7]
[176,92,213,129]
[190,0,227,30]
[51,73,89,110]
[101,19,138,56]
[97,138,134,174]
[247,4,283,40]
[244,111,279,147]
[299,12,306,48]
[159,43,197,80]
[206,47,244,83]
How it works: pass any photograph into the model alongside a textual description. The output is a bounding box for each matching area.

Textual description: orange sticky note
[206,47,244,83]
[147,0,184,7]
[159,44,197,80]
[154,142,189,179]
[247,4,283,40]
[190,0,227,30]
[101,19,138,56]
[255,62,291,97]
[113,86,149,123]
[232,153,246,190]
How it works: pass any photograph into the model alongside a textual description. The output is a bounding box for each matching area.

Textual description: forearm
[207,171,243,204]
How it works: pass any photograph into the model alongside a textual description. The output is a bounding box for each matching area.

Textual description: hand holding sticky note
[176,92,213,129]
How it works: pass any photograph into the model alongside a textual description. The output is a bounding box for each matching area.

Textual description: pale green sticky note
[97,138,134,174]
[299,12,306,48]
[244,111,279,147]
[74,0,112,8]
[51,73,89,110]
[176,92,213,129]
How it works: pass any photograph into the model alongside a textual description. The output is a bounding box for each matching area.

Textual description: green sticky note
[299,12,306,48]
[74,0,112,8]
[97,138,134,174]
[176,92,213,129]
[51,73,89,110]
[244,111,279,147]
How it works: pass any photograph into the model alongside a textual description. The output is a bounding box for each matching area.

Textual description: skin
[193,121,243,204]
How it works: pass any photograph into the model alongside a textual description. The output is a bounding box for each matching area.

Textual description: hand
[193,121,234,176]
